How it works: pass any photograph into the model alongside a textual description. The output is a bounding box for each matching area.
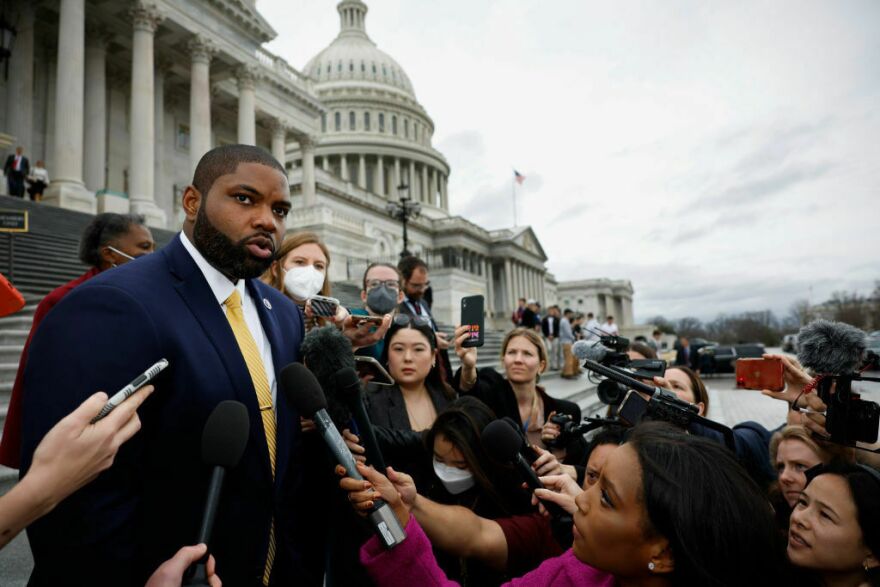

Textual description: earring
[431,363,436,368]
[648,562,655,571]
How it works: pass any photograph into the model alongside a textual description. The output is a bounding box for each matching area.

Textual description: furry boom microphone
[797,320,867,375]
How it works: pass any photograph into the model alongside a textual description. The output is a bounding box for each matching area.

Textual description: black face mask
[193,203,274,280]
[366,285,398,315]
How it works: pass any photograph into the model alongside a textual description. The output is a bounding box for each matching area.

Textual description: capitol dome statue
[295,0,450,215]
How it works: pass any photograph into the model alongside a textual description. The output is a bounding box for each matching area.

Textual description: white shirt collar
[178,232,245,307]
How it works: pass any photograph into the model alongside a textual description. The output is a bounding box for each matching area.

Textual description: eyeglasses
[408,281,431,291]
[393,314,433,328]
[366,279,400,291]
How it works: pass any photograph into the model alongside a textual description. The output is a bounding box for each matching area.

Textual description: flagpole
[512,174,518,227]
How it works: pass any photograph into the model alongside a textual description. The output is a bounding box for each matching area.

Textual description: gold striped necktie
[224,289,276,585]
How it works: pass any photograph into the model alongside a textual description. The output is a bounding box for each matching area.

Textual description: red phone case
[735,358,784,391]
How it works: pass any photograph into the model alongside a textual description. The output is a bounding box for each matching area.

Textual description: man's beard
[193,205,275,280]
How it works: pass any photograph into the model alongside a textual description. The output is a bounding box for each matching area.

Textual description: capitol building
[0,0,635,330]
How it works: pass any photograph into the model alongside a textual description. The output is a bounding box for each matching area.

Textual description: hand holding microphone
[281,362,407,549]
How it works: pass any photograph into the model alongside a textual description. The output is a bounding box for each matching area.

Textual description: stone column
[322,156,330,171]
[155,58,171,215]
[440,173,449,211]
[374,155,384,195]
[83,26,110,192]
[504,258,514,312]
[300,135,316,206]
[236,65,257,145]
[188,36,215,174]
[127,2,165,227]
[270,119,286,165]
[6,2,35,157]
[429,168,437,206]
[340,153,349,181]
[408,159,416,198]
[44,0,94,212]
[420,164,428,204]
[486,262,495,317]
[357,154,366,189]
[393,157,401,194]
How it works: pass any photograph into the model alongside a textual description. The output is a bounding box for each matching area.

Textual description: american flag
[514,170,526,185]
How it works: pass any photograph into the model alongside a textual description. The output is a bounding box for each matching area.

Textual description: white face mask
[433,458,475,495]
[283,266,325,300]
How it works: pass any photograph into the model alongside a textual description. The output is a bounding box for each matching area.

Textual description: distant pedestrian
[27,160,49,201]
[541,305,561,370]
[599,315,619,336]
[584,312,600,340]
[512,297,526,326]
[4,146,30,198]
[648,329,663,354]
[560,309,578,378]
[521,299,539,332]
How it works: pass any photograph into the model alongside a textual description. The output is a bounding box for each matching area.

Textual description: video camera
[798,320,880,447]
[580,358,736,450]
[575,334,667,405]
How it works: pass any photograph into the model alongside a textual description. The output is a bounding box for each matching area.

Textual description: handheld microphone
[300,326,356,427]
[281,362,406,549]
[184,401,250,586]
[481,419,570,521]
[333,366,388,472]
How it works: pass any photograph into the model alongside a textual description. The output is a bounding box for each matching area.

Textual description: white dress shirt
[179,232,277,406]
[599,322,619,335]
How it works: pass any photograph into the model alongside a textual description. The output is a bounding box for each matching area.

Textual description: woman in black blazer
[365,315,456,488]
[452,326,587,479]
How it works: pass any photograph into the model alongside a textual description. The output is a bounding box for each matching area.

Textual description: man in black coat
[4,146,30,197]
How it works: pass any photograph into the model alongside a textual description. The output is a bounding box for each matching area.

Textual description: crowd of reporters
[1,213,878,587]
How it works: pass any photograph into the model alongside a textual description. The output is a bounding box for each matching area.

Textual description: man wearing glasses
[352,262,406,360]
[397,256,452,375]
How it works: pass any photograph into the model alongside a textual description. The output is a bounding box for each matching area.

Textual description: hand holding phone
[736,357,784,391]
[308,295,340,318]
[91,359,169,423]
[460,295,485,348]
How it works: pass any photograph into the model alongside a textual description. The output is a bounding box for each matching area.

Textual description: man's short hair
[398,256,428,281]
[564,308,573,315]
[362,262,401,291]
[653,329,662,336]
[587,312,594,318]
[518,298,526,303]
[79,213,146,268]
[192,144,285,196]
[607,316,614,320]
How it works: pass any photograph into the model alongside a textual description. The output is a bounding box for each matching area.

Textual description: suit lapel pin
[263,298,272,310]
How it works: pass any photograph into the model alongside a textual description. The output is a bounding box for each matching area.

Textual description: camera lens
[597,379,628,405]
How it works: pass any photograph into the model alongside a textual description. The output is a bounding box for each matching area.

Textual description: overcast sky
[258,0,880,322]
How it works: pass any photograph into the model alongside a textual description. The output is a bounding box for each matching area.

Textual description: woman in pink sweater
[342,423,787,586]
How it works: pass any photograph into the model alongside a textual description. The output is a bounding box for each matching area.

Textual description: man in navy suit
[20,145,320,586]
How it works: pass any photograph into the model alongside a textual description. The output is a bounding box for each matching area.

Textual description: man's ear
[182,185,202,221]
[396,290,404,304]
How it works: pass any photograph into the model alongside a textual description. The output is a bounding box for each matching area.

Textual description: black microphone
[280,362,406,549]
[184,400,250,586]
[299,325,356,428]
[481,419,569,521]
[332,366,387,472]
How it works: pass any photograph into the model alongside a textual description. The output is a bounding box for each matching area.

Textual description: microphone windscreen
[300,326,356,382]
[797,320,866,374]
[331,366,361,401]
[280,362,328,417]
[202,400,250,468]
[481,419,524,464]
[572,340,607,361]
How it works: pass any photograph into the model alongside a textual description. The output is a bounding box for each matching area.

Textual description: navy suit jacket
[20,236,318,586]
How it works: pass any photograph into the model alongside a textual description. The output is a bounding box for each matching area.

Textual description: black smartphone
[460,295,484,348]
[354,356,395,385]
[617,390,649,427]
[309,295,340,317]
